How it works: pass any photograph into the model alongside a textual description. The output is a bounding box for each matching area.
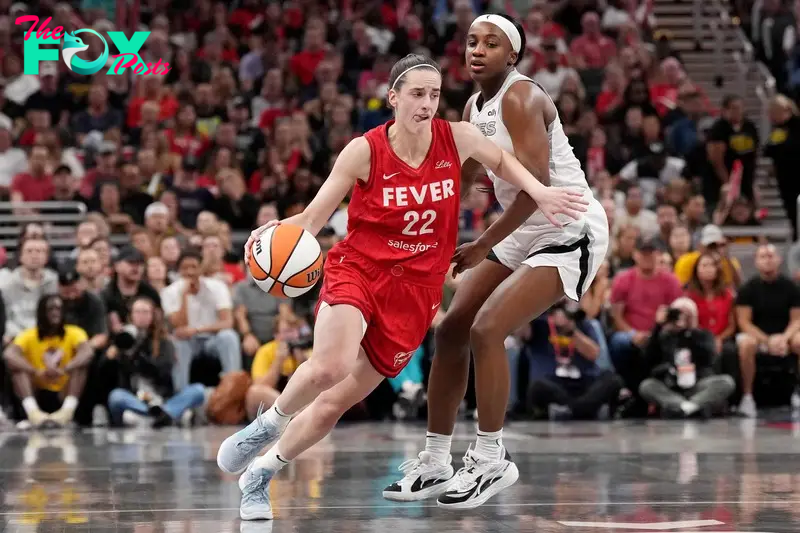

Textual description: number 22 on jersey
[402,209,437,236]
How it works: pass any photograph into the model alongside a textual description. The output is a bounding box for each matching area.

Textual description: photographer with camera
[245,311,312,420]
[527,301,624,420]
[639,297,735,418]
[106,297,206,428]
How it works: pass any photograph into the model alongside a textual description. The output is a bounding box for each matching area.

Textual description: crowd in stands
[0,0,799,430]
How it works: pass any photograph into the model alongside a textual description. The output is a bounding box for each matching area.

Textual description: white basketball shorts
[488,196,609,302]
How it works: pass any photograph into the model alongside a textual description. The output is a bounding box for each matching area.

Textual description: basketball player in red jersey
[384,15,610,510]
[217,53,588,521]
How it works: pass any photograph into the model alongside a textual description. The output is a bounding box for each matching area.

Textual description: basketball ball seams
[271,225,305,282]
[285,250,323,288]
[249,240,269,280]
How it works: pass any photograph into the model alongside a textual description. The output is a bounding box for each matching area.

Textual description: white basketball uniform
[468,69,609,301]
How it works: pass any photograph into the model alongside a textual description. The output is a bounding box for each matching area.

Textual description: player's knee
[435,311,471,348]
[307,360,349,391]
[469,313,503,350]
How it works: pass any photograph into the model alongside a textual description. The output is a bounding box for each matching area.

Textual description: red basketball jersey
[341,118,462,283]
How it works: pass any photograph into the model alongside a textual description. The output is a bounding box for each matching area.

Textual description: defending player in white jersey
[383,14,609,509]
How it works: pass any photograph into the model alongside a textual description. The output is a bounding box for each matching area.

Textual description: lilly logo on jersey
[393,350,415,368]
[16,16,171,76]
[435,160,453,170]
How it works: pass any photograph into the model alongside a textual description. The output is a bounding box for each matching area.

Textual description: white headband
[390,63,440,91]
[469,14,522,53]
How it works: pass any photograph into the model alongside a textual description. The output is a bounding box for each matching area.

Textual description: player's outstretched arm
[450,120,587,227]
[245,137,369,261]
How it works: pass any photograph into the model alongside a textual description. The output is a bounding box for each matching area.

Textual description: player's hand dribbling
[452,240,491,276]
[534,187,589,227]
[244,220,281,263]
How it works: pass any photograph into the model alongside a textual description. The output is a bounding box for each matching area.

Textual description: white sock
[252,445,290,475]
[424,432,452,465]
[259,403,292,431]
[475,429,503,462]
[61,396,78,416]
[22,397,41,418]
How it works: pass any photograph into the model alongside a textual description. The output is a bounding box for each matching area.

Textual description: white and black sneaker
[382,451,456,502]
[437,445,519,510]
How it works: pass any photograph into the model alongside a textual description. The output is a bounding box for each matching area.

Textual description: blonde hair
[771,94,798,116]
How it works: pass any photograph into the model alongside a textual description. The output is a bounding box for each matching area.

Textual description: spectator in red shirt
[78,142,118,199]
[685,252,736,353]
[609,236,683,380]
[290,19,328,86]
[569,12,618,70]
[11,145,54,204]
[126,75,179,129]
[164,104,210,159]
[595,63,627,116]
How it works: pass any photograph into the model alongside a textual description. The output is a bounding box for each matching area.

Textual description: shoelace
[449,452,506,493]
[397,454,450,483]
[236,403,270,453]
[243,470,271,506]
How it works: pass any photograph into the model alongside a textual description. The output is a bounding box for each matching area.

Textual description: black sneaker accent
[439,475,481,504]
[385,482,401,492]
[152,411,174,429]
[410,476,447,492]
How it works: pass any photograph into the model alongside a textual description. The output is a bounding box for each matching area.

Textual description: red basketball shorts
[314,244,443,378]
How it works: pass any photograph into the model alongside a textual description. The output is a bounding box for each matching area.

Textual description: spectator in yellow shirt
[3,294,94,427]
[245,312,311,420]
[674,224,742,287]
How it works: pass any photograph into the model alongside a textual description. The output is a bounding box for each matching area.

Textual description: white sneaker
[382,451,455,502]
[92,405,109,427]
[738,394,757,418]
[437,445,519,510]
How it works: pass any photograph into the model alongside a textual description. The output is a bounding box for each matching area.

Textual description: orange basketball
[248,224,323,298]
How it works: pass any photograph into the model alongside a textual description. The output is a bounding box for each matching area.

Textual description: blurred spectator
[11,145,53,203]
[212,168,260,230]
[161,249,241,391]
[609,223,639,273]
[618,143,686,207]
[685,252,736,354]
[25,64,68,129]
[233,277,285,361]
[706,96,759,205]
[90,236,116,278]
[159,236,182,276]
[75,247,107,294]
[569,12,617,70]
[101,247,161,334]
[246,312,311,419]
[681,194,707,238]
[0,126,26,193]
[202,233,243,285]
[652,204,678,251]
[170,158,215,228]
[117,161,154,225]
[527,302,623,420]
[639,297,735,418]
[752,0,794,93]
[735,244,800,417]
[763,94,800,240]
[1,237,58,344]
[50,165,83,205]
[3,295,93,427]
[146,256,170,293]
[58,270,108,353]
[71,84,123,145]
[107,297,205,428]
[667,86,709,158]
[674,225,742,287]
[79,142,118,199]
[616,186,658,239]
[610,237,683,386]
[533,39,577,99]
